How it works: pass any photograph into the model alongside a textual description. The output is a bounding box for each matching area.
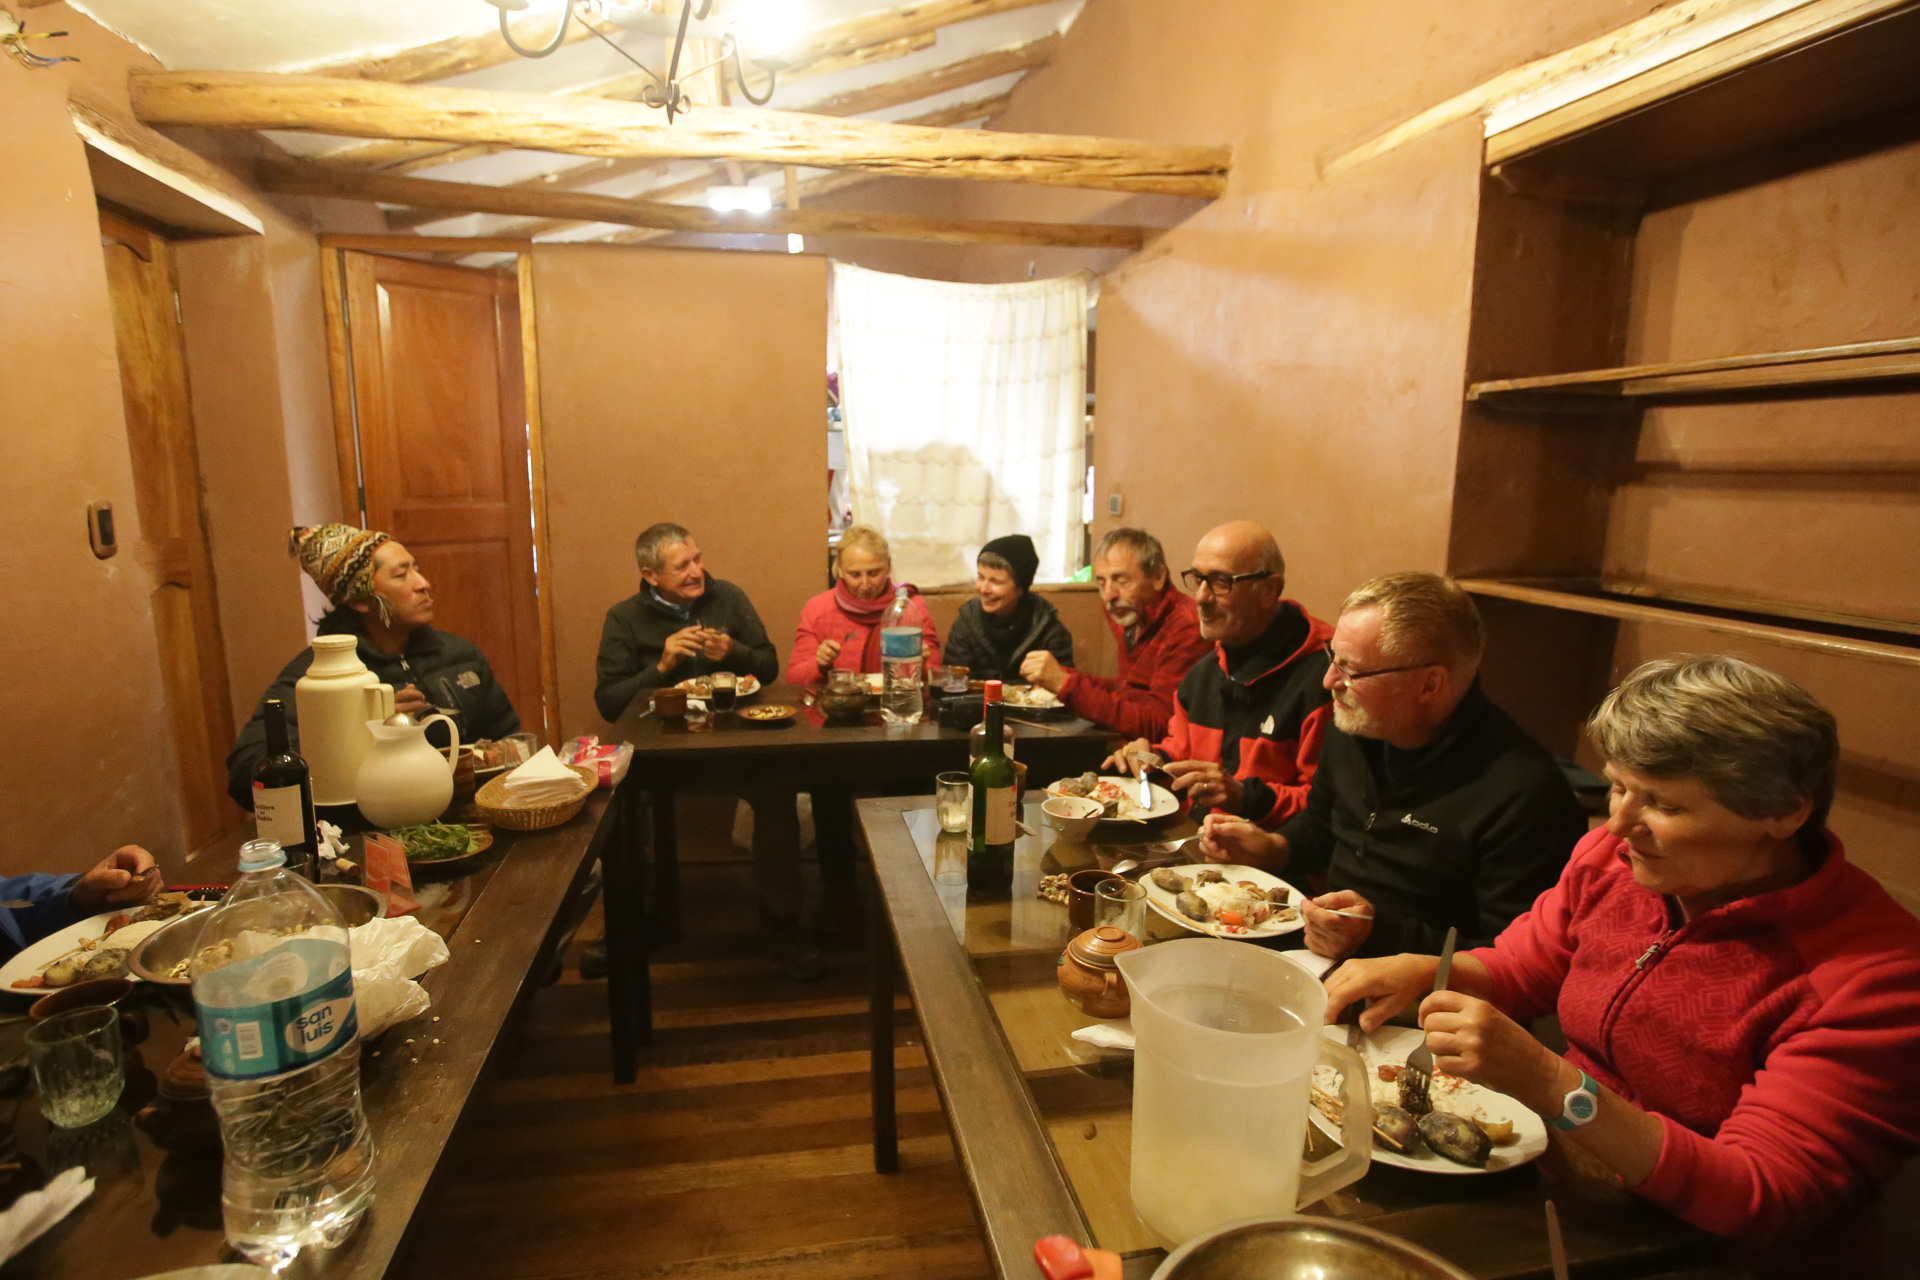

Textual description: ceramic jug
[295,637,396,806]
[355,714,460,829]
[1114,939,1371,1247]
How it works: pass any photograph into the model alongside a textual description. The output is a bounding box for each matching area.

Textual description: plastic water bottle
[192,839,375,1268]
[880,586,924,725]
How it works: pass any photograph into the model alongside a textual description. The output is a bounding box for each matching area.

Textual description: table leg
[869,868,899,1175]
[604,780,651,1083]
[650,782,682,947]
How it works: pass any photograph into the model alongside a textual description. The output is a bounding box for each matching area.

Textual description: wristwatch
[1549,1070,1601,1131]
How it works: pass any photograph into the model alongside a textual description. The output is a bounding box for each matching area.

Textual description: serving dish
[675,674,761,699]
[1140,862,1305,939]
[739,703,798,726]
[127,883,387,991]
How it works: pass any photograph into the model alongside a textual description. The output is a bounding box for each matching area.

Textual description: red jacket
[1157,600,1333,827]
[1473,827,1920,1267]
[1057,588,1211,742]
[787,585,941,687]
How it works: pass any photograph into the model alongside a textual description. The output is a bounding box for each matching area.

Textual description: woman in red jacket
[1326,655,1920,1272]
[789,525,940,687]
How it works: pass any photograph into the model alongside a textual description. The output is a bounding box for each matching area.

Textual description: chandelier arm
[729,37,777,106]
[495,0,574,58]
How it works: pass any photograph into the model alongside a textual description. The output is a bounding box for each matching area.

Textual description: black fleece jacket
[226,611,519,810]
[941,594,1074,683]
[1276,682,1585,956]
[594,578,780,722]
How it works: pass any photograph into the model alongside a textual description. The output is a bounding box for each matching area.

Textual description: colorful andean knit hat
[289,523,392,622]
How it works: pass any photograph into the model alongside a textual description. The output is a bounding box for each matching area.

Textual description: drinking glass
[710,672,738,714]
[27,1007,123,1128]
[935,772,971,834]
[685,697,713,733]
[1094,879,1148,940]
[503,731,541,765]
[932,831,969,886]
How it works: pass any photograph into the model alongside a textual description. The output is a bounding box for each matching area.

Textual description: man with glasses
[1105,522,1333,826]
[1019,527,1210,740]
[1200,572,1584,960]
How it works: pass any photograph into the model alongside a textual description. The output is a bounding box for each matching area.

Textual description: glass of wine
[710,672,738,714]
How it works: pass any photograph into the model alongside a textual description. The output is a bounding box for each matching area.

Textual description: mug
[652,687,689,719]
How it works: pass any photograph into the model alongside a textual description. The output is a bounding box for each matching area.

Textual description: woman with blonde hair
[788,525,940,686]
[1325,654,1920,1274]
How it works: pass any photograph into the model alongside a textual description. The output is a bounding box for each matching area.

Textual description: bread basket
[475,763,597,831]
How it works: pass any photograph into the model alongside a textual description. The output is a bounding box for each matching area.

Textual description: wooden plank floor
[397,796,992,1280]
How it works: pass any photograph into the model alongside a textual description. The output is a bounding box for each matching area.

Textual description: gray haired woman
[1326,655,1920,1274]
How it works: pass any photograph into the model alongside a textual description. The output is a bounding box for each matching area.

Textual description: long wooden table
[860,795,1722,1280]
[604,683,1113,1083]
[1,795,611,1279]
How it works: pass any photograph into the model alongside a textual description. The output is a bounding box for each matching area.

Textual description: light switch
[87,502,117,559]
[1107,493,1124,517]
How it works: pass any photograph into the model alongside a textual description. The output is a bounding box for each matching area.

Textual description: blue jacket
[0,873,81,966]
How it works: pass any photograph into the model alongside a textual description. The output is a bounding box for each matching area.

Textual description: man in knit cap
[940,533,1075,683]
[225,524,521,810]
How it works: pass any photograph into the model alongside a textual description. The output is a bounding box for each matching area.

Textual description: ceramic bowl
[1042,794,1103,842]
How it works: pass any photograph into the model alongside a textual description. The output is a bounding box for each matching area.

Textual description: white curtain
[831,262,1087,588]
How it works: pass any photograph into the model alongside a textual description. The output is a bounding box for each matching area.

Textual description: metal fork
[1400,925,1458,1115]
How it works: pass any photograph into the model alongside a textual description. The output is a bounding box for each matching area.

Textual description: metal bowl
[128,884,388,989]
[1150,1216,1475,1280]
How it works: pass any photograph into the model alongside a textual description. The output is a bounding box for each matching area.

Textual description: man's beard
[1331,695,1385,738]
[1106,603,1139,629]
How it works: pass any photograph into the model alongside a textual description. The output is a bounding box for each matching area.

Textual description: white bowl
[1042,794,1103,842]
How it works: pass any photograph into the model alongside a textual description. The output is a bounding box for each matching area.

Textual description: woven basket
[475,763,597,831]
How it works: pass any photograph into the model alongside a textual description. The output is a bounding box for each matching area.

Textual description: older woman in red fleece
[789,524,939,687]
[1326,655,1920,1273]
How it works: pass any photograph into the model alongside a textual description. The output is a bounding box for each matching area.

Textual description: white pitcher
[1114,939,1372,1247]
[295,636,396,806]
[355,714,461,829]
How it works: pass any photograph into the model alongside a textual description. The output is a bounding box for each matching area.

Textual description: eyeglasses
[1322,643,1436,683]
[1180,568,1273,595]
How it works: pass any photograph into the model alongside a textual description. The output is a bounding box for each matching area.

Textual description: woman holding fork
[1325,655,1920,1274]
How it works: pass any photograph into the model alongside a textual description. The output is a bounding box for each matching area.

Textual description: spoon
[1109,836,1203,876]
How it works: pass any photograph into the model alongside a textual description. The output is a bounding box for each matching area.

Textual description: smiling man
[1200,572,1585,959]
[1021,528,1209,741]
[227,523,520,810]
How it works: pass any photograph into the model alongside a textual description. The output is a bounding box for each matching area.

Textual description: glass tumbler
[27,1006,124,1128]
[935,771,972,834]
[1094,879,1148,940]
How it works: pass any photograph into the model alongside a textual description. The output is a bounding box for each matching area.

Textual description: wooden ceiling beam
[259,159,1145,249]
[132,71,1230,196]
[588,167,889,246]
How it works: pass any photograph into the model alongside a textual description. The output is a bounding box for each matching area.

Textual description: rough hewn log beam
[589,167,886,246]
[132,71,1230,196]
[258,160,1145,249]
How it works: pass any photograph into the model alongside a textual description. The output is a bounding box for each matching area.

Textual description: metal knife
[1136,764,1153,810]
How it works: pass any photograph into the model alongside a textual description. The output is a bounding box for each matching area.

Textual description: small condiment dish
[1042,795,1103,842]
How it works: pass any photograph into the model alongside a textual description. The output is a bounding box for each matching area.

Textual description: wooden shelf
[1488,0,1920,177]
[1459,578,1920,671]
[1466,335,1920,411]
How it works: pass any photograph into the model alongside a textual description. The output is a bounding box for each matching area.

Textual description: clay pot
[1058,925,1142,1019]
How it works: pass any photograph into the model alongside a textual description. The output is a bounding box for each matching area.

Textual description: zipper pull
[1634,938,1666,969]
[1364,812,1377,831]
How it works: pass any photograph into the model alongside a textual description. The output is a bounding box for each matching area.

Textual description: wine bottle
[969,681,1018,885]
[252,698,319,880]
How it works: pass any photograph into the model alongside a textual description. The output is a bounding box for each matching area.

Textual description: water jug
[295,637,395,806]
[1114,939,1371,1246]
[354,714,460,828]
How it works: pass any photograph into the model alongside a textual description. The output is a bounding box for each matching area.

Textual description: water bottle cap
[238,839,287,872]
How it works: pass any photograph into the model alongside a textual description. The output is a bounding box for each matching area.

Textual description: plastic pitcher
[1114,939,1371,1246]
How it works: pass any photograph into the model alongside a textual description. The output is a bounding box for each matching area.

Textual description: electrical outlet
[1107,493,1124,517]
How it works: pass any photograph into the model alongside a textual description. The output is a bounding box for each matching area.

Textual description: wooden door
[340,252,544,733]
[99,210,238,849]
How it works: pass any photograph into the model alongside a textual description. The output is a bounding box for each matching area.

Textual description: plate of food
[1308,1024,1548,1174]
[675,674,761,699]
[1139,863,1304,938]
[391,822,492,875]
[740,703,798,726]
[1001,684,1067,713]
[2,891,214,991]
[1045,773,1180,824]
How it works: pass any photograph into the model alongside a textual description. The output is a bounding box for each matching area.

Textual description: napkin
[502,746,585,803]
[1281,949,1338,980]
[349,915,451,1039]
[1070,1019,1135,1051]
[0,1167,94,1266]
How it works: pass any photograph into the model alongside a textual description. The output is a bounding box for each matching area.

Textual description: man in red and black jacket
[1020,528,1211,742]
[1108,522,1332,827]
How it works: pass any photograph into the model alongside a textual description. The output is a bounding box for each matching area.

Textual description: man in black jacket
[228,525,520,810]
[1201,572,1584,959]
[594,524,821,980]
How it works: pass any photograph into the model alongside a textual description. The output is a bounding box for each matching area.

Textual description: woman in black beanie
[942,533,1075,682]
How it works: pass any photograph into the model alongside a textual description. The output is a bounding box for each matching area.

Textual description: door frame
[317,236,561,749]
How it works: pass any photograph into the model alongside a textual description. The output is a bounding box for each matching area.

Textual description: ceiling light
[708,186,773,213]
[787,234,804,254]
[732,0,804,69]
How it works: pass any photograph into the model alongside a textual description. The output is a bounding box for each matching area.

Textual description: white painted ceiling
[73,0,1088,250]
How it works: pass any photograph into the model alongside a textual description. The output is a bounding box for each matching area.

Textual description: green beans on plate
[390,822,481,862]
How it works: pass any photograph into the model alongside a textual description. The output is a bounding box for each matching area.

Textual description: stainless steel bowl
[128,884,388,988]
[1150,1216,1476,1280]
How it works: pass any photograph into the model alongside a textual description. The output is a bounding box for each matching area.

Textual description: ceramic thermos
[295,636,395,806]
[355,714,461,828]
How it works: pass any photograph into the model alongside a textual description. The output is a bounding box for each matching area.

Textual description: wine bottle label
[983,785,1016,846]
[253,783,308,847]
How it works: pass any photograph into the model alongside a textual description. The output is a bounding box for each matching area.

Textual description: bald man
[1106,522,1332,827]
